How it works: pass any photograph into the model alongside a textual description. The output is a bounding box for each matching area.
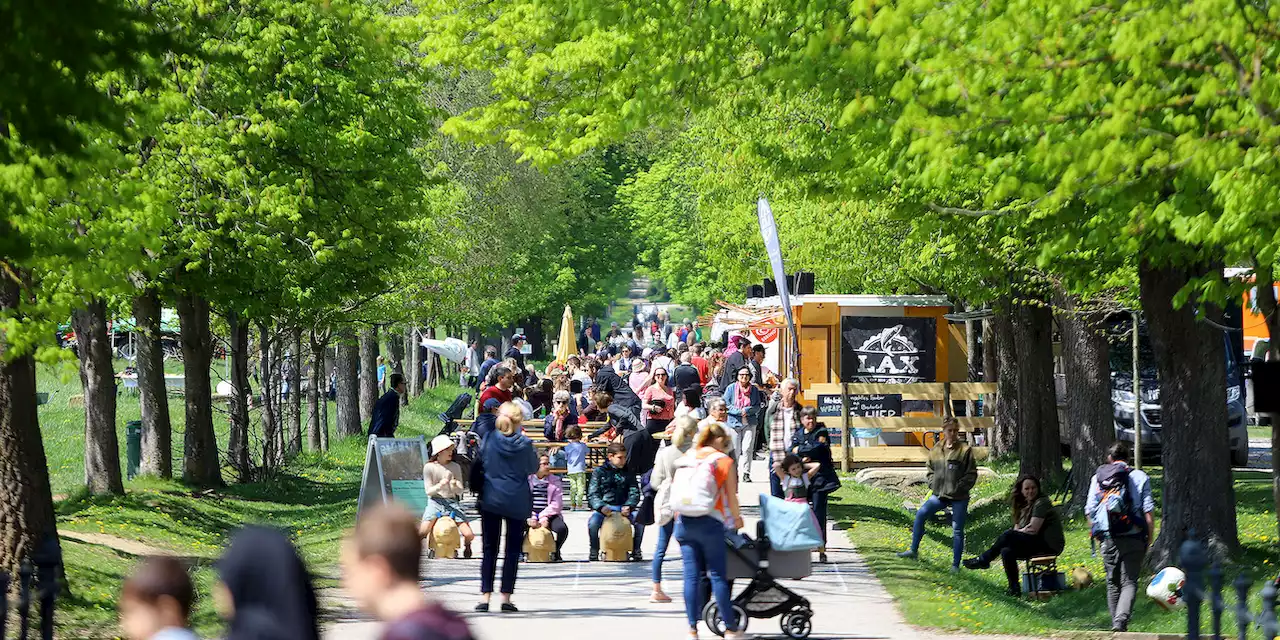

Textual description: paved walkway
[323,456,1017,640]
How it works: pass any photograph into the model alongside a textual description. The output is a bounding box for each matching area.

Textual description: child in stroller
[702,521,815,639]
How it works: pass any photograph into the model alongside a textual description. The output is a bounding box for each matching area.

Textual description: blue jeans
[588,506,643,553]
[651,521,675,583]
[769,470,783,499]
[675,515,737,632]
[908,496,968,568]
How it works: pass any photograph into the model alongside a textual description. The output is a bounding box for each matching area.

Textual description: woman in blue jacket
[791,405,842,563]
[722,367,764,482]
[477,402,539,613]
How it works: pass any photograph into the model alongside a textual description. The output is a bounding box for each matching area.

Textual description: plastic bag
[759,493,823,552]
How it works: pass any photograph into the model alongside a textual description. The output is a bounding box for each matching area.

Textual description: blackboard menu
[840,316,936,383]
[817,393,903,417]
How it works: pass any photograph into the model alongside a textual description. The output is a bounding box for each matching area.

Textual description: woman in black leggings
[963,474,1064,597]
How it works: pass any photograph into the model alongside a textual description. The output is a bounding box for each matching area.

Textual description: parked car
[1108,321,1249,467]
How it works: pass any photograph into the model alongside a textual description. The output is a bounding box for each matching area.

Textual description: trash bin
[125,420,142,480]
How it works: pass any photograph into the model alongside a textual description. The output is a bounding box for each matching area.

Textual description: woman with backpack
[646,417,700,604]
[962,474,1065,597]
[671,423,745,640]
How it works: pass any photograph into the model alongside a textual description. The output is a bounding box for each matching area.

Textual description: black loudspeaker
[762,280,778,296]
[745,284,764,299]
[1255,361,1280,413]
[792,271,815,295]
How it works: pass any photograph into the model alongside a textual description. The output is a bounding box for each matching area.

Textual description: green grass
[38,357,465,639]
[1248,426,1271,441]
[831,467,1280,636]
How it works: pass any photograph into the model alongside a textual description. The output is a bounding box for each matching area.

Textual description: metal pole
[1133,311,1142,470]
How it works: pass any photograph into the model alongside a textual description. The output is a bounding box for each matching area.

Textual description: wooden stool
[523,526,555,562]
[1023,555,1062,599]
[600,513,634,562]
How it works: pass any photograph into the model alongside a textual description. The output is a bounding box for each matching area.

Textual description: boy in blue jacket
[587,443,642,561]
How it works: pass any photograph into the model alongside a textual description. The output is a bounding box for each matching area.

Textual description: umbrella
[555,305,577,364]
[421,336,468,363]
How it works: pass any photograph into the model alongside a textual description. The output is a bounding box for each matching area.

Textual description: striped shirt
[531,477,551,513]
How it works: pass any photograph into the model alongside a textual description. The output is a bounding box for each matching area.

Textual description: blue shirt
[565,441,588,474]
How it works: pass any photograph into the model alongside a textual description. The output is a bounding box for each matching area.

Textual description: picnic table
[116,373,185,393]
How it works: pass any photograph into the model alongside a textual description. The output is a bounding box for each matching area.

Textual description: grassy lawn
[830,463,1280,636]
[37,357,465,638]
[1248,425,1271,441]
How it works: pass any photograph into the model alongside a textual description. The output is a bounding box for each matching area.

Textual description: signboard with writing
[840,316,936,383]
[817,394,903,417]
[357,436,429,518]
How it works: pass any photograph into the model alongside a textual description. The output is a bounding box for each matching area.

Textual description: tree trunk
[1053,286,1114,514]
[1012,300,1061,480]
[990,308,1019,457]
[1251,259,1280,541]
[72,300,124,495]
[358,326,378,424]
[288,327,302,457]
[1140,259,1238,566]
[408,326,423,397]
[177,292,221,487]
[307,330,325,452]
[258,321,278,470]
[982,318,998,384]
[389,332,405,378]
[0,274,62,577]
[132,288,171,478]
[227,312,251,481]
[426,326,441,389]
[337,331,362,438]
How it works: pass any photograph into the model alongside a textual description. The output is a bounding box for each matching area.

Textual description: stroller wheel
[701,601,749,637]
[781,611,813,639]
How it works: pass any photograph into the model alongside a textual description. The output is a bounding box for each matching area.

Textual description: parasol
[420,336,468,363]
[555,305,577,363]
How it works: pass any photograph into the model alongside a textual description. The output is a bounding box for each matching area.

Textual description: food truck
[707,293,993,469]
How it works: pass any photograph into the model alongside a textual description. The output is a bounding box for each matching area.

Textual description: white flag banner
[757,197,801,378]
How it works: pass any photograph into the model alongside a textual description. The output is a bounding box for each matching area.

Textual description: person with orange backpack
[670,423,745,640]
[1085,442,1155,632]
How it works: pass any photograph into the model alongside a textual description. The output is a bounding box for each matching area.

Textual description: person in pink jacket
[527,455,569,561]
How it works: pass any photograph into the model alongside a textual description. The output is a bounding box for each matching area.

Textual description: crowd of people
[114,312,1159,640]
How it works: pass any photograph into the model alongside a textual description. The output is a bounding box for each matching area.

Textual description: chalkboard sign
[357,436,429,518]
[840,316,936,383]
[817,393,903,417]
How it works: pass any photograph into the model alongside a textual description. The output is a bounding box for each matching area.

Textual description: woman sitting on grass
[962,474,1065,597]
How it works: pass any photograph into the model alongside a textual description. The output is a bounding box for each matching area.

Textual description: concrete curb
[1054,630,1185,640]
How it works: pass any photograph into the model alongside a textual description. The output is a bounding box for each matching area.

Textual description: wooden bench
[1023,555,1063,599]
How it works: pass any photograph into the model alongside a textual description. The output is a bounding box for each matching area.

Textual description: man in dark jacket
[470,398,503,444]
[670,352,701,403]
[369,374,406,437]
[717,335,748,394]
[587,443,642,561]
[505,334,527,372]
[476,345,500,389]
[594,361,641,420]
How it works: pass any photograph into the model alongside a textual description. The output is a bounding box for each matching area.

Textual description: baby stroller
[702,521,814,639]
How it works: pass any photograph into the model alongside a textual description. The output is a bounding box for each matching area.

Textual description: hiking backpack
[669,452,726,518]
[1094,462,1144,538]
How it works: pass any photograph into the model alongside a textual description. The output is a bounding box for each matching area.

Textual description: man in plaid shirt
[764,378,802,498]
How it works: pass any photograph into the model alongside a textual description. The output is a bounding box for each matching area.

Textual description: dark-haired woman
[791,405,841,563]
[215,527,320,640]
[962,474,1065,596]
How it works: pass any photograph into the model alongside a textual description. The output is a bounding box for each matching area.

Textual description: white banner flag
[757,197,800,378]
